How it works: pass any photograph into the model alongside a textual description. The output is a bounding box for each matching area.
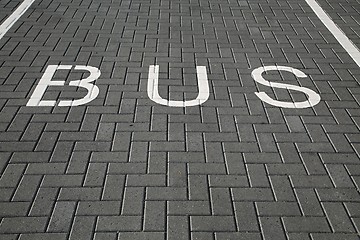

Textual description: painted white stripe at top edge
[304,0,360,67]
[0,0,35,40]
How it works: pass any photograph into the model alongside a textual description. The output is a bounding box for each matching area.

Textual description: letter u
[147,65,210,107]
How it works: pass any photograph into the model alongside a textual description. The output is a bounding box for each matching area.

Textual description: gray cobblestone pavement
[1,0,360,239]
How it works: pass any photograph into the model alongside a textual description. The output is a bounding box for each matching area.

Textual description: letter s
[251,66,321,108]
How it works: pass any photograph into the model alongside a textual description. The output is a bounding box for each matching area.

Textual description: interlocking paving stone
[190,216,236,232]
[18,233,68,240]
[256,201,301,216]
[310,234,360,240]
[69,216,96,240]
[283,217,332,233]
[48,201,77,232]
[118,232,165,240]
[259,217,287,240]
[96,216,142,231]
[1,0,360,238]
[0,217,48,233]
[233,202,259,231]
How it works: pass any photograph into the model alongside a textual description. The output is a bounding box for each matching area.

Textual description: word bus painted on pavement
[26,64,321,109]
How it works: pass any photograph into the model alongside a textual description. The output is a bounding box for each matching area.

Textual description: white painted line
[0,0,35,40]
[304,0,360,67]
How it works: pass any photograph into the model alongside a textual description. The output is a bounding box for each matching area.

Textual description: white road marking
[147,65,210,107]
[58,65,100,107]
[0,0,35,40]
[305,0,360,67]
[252,66,321,108]
[27,65,101,107]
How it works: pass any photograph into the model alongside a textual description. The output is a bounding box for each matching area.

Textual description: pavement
[0,0,360,239]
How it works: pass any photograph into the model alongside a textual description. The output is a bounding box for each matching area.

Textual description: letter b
[26,65,101,107]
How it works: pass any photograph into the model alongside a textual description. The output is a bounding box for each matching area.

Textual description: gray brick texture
[0,0,360,239]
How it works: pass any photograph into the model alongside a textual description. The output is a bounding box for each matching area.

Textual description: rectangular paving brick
[0,202,30,217]
[146,187,187,201]
[58,187,102,201]
[0,217,48,233]
[231,188,274,201]
[188,163,227,174]
[319,153,360,164]
[11,152,51,163]
[233,202,259,232]
[256,202,301,216]
[121,187,144,215]
[259,217,287,240]
[283,217,331,233]
[127,174,166,187]
[129,142,148,162]
[167,216,189,240]
[205,142,225,162]
[84,163,107,186]
[215,233,262,240]
[25,163,67,174]
[118,232,165,240]
[144,201,166,231]
[168,152,205,163]
[149,141,185,152]
[310,233,360,240]
[0,141,35,152]
[48,201,76,232]
[209,175,248,187]
[210,188,233,215]
[69,216,95,240]
[96,216,142,231]
[90,152,128,163]
[277,143,303,163]
[266,163,306,175]
[108,163,147,174]
[19,233,67,240]
[190,216,236,232]
[168,163,187,187]
[42,175,83,187]
[167,200,210,216]
[188,175,210,201]
[77,201,121,216]
[290,175,333,188]
[224,153,246,174]
[247,164,270,187]
[316,188,360,202]
[269,176,296,201]
[244,153,282,163]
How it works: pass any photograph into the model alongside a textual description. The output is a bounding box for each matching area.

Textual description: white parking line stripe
[0,0,35,40]
[305,0,360,67]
